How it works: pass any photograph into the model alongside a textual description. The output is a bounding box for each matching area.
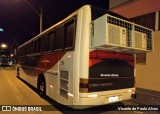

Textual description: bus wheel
[17,68,20,77]
[38,75,46,98]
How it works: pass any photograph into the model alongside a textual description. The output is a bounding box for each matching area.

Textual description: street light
[1,43,7,49]
[10,53,14,57]
[0,28,4,32]
[24,0,43,33]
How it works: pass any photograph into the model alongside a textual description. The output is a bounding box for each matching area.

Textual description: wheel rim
[39,82,45,95]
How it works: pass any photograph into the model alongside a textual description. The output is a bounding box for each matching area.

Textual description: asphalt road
[0,67,61,114]
[0,66,159,114]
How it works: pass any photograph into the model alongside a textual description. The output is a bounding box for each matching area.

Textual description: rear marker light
[128,89,135,93]
[88,94,97,98]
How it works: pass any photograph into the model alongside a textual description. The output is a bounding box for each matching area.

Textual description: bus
[0,54,11,67]
[17,5,153,108]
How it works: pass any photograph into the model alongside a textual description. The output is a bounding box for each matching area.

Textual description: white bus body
[17,5,153,109]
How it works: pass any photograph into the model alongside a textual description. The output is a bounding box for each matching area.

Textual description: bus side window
[27,44,30,55]
[18,48,22,57]
[64,19,75,50]
[23,45,27,56]
[54,25,64,51]
[48,30,55,51]
[31,42,34,54]
[20,47,23,56]
[37,37,42,53]
[28,42,34,55]
[33,40,38,54]
[41,35,48,53]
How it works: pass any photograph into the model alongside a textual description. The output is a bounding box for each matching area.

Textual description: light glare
[68,93,74,97]
[1,43,7,49]
[0,28,4,32]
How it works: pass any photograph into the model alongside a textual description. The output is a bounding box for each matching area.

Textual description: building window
[159,11,160,30]
[136,53,146,64]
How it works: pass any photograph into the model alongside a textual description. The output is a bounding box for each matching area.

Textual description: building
[109,0,160,105]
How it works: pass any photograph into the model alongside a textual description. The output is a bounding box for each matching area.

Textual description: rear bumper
[73,88,135,109]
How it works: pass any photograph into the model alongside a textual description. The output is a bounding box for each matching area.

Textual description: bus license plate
[109,96,118,102]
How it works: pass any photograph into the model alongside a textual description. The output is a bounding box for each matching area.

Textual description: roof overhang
[110,0,160,18]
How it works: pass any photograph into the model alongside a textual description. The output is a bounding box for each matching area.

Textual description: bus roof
[18,5,137,49]
[18,5,86,48]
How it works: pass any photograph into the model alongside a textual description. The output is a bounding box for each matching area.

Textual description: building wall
[131,11,160,31]
[135,31,160,92]
[109,0,160,92]
[131,12,156,30]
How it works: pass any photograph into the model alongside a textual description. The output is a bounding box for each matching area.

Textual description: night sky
[0,0,109,49]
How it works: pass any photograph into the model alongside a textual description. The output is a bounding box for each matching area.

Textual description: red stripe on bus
[89,50,134,67]
[29,52,66,76]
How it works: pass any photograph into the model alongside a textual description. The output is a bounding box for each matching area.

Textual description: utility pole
[40,7,43,33]
[24,0,43,33]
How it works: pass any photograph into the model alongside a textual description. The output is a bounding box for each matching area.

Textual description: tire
[38,76,46,98]
[17,68,20,77]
